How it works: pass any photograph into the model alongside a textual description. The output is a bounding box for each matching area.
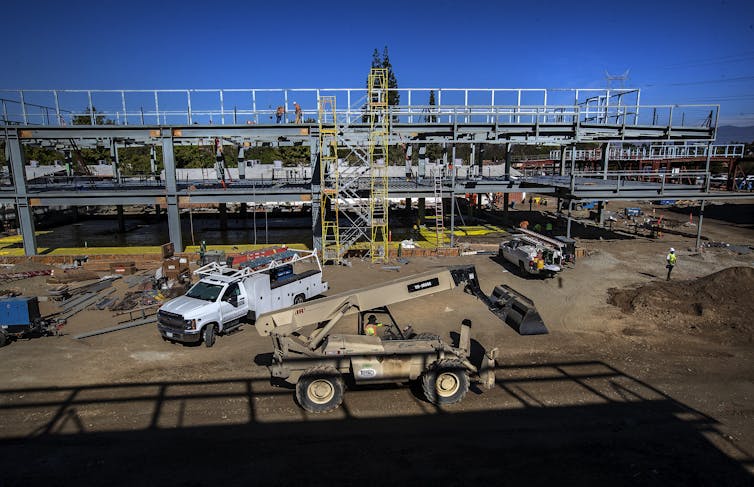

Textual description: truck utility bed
[270,269,322,290]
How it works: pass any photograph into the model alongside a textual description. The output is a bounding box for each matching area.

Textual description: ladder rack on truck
[230,246,289,268]
[515,227,566,251]
[194,248,321,282]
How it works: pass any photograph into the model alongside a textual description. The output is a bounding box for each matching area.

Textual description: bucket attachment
[488,285,548,335]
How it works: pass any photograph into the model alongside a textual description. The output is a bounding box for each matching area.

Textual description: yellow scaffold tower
[318,96,340,262]
[368,68,390,262]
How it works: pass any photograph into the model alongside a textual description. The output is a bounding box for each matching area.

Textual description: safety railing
[0,88,717,131]
[573,170,709,192]
[548,144,743,162]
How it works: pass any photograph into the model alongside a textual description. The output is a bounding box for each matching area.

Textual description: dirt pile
[607,267,754,340]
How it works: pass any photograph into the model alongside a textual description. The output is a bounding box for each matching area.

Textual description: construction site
[1,72,753,485]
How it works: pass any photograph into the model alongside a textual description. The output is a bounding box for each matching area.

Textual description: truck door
[503,241,516,261]
[219,283,246,324]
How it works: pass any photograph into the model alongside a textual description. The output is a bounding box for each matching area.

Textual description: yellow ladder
[318,96,340,263]
[368,68,390,262]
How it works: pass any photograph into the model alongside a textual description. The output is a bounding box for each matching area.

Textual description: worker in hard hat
[364,314,383,336]
[294,101,302,124]
[666,248,677,281]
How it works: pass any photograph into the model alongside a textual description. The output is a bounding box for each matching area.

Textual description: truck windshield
[186,282,224,301]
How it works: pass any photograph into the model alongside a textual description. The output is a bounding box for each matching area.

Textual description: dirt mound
[607,267,754,340]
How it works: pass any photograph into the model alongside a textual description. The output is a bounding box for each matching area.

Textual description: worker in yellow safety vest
[666,248,677,281]
[364,315,384,336]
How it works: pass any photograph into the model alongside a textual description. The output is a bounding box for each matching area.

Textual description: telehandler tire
[203,324,216,348]
[296,366,344,413]
[422,359,469,406]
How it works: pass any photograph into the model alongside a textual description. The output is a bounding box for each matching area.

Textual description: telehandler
[254,265,546,412]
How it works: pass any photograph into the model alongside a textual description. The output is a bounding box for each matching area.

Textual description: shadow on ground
[668,202,754,228]
[0,360,751,486]
[484,209,637,241]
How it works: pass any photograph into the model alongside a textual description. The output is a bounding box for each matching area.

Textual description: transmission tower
[605,69,630,90]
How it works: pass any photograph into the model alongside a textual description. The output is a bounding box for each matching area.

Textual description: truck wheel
[519,261,526,275]
[293,294,305,305]
[422,359,469,406]
[296,366,344,413]
[0,331,7,348]
[203,324,216,348]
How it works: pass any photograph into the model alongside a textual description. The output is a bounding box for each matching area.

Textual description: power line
[652,51,754,69]
[644,75,754,87]
[685,95,754,102]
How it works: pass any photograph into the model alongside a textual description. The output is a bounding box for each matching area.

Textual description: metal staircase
[317,100,374,263]
[316,69,391,263]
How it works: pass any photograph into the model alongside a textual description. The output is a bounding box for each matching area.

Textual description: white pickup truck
[498,234,563,278]
[158,248,328,347]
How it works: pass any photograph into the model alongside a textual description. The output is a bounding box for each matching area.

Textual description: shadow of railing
[0,360,751,486]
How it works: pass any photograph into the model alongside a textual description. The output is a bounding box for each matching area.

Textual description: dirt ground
[0,199,753,486]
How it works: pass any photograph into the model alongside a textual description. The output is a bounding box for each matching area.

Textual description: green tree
[371,48,381,69]
[364,47,400,122]
[23,146,64,165]
[72,106,115,126]
[382,46,399,107]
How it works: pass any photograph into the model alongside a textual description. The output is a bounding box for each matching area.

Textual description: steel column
[570,145,576,192]
[7,133,37,255]
[122,91,128,125]
[450,145,456,248]
[53,90,61,124]
[503,144,511,224]
[111,139,122,185]
[695,200,705,249]
[20,91,28,124]
[704,141,713,192]
[309,136,322,251]
[161,131,183,252]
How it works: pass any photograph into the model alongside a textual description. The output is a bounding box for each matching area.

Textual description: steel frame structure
[2,85,746,257]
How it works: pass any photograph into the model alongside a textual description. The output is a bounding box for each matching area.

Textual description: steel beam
[11,122,715,147]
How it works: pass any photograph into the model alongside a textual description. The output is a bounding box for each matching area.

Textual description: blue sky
[2,0,754,125]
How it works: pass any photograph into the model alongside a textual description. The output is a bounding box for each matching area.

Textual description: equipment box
[110,261,137,275]
[0,297,40,332]
[201,250,226,266]
[162,257,190,281]
[269,264,293,281]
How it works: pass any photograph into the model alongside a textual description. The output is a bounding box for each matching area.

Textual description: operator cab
[357,307,414,340]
